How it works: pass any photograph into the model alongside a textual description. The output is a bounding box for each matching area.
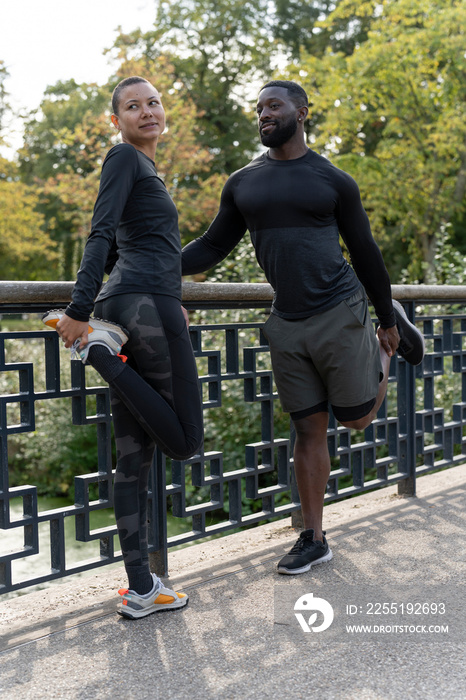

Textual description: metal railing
[1,282,465,594]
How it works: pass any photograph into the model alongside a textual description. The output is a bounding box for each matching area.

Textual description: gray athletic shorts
[262,288,382,418]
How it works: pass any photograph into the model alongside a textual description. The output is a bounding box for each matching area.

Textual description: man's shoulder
[305,150,359,191]
[229,153,267,180]
[220,154,267,197]
[304,149,340,174]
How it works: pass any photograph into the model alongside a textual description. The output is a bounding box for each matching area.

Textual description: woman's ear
[111,114,120,131]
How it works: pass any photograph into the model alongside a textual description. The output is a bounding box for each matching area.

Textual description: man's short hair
[259,80,309,108]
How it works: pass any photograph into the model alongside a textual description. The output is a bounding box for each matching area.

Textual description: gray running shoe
[42,310,128,364]
[118,573,188,619]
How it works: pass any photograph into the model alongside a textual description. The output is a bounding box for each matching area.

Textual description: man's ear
[298,106,309,123]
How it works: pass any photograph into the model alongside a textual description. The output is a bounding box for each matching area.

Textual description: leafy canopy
[289,0,466,281]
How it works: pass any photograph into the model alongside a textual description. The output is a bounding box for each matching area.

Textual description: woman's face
[111,82,166,152]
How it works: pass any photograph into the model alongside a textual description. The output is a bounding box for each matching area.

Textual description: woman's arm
[65,145,138,322]
[57,145,139,346]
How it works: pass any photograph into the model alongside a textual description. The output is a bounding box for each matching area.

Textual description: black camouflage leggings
[94,293,203,574]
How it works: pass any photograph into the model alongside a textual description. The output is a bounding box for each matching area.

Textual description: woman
[44,76,203,619]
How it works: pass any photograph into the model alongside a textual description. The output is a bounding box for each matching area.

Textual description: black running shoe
[277,529,333,575]
[392,300,425,366]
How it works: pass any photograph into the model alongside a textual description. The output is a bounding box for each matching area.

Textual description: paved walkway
[1,465,465,700]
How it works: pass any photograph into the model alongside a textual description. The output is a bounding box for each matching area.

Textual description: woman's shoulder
[103,142,138,165]
[101,144,143,184]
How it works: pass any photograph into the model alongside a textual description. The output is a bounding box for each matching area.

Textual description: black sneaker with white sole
[392,299,425,366]
[277,529,333,575]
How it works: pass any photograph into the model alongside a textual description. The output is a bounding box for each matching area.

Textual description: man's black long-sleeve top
[182,149,395,328]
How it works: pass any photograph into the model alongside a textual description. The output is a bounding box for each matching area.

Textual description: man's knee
[292,410,329,441]
[340,414,373,431]
[332,398,376,430]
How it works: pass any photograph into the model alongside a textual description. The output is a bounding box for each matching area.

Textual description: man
[182,80,424,575]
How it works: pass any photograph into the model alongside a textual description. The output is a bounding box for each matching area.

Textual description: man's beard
[260,114,298,148]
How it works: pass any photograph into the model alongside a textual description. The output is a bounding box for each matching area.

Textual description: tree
[16,80,114,278]
[0,158,59,280]
[111,0,275,174]
[20,109,112,279]
[18,80,110,183]
[289,0,466,282]
[274,0,372,60]
[0,61,9,146]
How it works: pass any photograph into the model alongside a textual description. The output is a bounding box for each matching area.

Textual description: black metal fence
[1,282,465,594]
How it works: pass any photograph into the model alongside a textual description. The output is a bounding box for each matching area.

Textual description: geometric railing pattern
[1,286,465,593]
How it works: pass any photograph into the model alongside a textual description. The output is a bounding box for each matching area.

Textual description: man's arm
[336,172,396,330]
[182,176,248,275]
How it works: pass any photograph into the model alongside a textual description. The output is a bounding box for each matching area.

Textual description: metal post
[397,300,417,497]
[148,448,168,576]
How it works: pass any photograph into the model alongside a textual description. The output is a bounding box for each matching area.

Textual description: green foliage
[0,165,59,280]
[18,80,110,182]
[16,84,113,280]
[0,60,9,144]
[8,0,464,284]
[288,0,466,282]
[413,225,466,286]
[274,0,371,59]
[1,0,465,287]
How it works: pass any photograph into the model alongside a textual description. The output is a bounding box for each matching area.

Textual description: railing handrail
[2,281,466,309]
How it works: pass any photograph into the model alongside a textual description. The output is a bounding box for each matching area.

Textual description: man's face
[256,87,299,148]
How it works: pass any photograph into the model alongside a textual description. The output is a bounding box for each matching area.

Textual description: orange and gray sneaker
[42,309,128,364]
[118,573,188,619]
